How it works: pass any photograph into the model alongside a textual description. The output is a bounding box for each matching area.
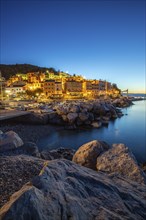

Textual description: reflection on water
[38,100,146,163]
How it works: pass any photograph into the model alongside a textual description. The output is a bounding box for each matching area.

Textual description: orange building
[43,80,55,96]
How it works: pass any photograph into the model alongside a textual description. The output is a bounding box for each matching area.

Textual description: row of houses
[4,72,119,98]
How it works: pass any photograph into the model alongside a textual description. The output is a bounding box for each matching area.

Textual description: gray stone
[79,112,89,122]
[91,121,102,128]
[56,106,68,115]
[72,140,109,170]
[96,143,146,184]
[1,159,146,220]
[66,112,78,124]
[0,131,24,152]
[61,114,68,122]
[69,105,80,113]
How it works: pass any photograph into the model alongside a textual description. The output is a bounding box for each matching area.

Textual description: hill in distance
[0,64,58,80]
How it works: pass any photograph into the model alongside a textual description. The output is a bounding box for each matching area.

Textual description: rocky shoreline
[0,132,146,219]
[1,97,146,219]
[0,122,62,144]
[0,96,133,145]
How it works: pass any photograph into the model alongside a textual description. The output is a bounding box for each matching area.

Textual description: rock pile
[72,140,109,170]
[73,140,146,184]
[53,99,124,128]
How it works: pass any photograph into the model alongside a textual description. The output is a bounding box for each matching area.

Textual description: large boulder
[66,112,78,124]
[56,106,68,115]
[0,131,24,152]
[69,105,80,113]
[72,140,109,170]
[96,143,146,184]
[0,159,146,220]
[91,121,102,128]
[78,112,89,122]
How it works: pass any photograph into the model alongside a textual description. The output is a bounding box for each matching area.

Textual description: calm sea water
[38,99,146,163]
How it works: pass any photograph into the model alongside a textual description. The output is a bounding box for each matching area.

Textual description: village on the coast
[0,70,121,101]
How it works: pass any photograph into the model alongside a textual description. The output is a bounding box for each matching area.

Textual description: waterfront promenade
[0,110,30,121]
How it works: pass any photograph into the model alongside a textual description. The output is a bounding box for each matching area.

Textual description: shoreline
[0,122,63,145]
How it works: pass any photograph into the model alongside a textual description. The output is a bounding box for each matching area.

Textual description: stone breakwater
[51,96,132,128]
[0,130,146,220]
[2,96,133,126]
[0,97,133,144]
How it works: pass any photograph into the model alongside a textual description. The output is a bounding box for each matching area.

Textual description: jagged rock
[69,105,80,113]
[112,97,133,108]
[0,131,24,152]
[41,148,75,160]
[96,143,146,184]
[79,112,89,122]
[91,121,102,128]
[56,106,68,115]
[72,140,109,169]
[61,114,68,122]
[66,112,78,124]
[1,159,146,220]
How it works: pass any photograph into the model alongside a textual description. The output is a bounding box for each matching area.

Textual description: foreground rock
[96,143,146,184]
[0,131,23,152]
[0,159,146,220]
[0,155,45,208]
[72,140,109,170]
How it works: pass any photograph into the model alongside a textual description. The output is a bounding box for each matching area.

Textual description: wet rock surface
[0,159,146,220]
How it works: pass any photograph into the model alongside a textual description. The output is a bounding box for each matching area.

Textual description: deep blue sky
[0,0,145,93]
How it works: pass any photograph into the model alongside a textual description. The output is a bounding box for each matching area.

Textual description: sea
[38,94,146,163]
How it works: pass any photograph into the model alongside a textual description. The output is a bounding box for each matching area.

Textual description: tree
[112,84,121,94]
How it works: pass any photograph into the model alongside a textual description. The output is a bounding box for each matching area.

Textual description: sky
[0,0,145,93]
